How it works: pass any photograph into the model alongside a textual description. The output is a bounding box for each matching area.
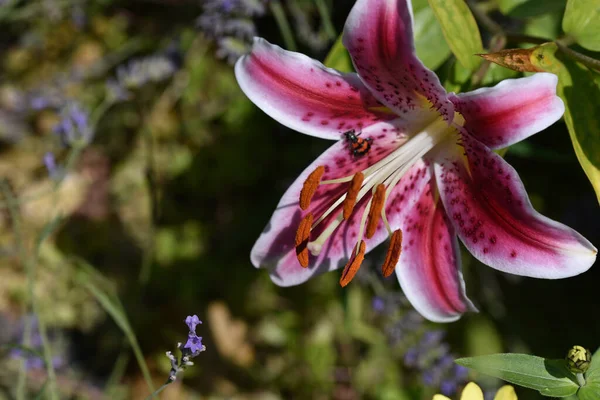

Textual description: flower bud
[566,345,592,373]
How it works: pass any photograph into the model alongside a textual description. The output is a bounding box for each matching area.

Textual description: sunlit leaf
[456,354,579,397]
[563,0,600,51]
[412,0,451,70]
[428,0,483,71]
[531,43,600,204]
[323,35,353,73]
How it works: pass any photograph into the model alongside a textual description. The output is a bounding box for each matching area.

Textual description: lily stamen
[295,213,313,268]
[299,166,325,210]
[366,184,386,239]
[382,230,403,277]
[343,172,364,219]
[339,240,366,287]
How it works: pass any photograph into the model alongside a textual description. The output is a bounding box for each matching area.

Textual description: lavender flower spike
[163,314,206,385]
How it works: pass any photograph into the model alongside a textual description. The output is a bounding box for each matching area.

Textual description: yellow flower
[433,382,517,400]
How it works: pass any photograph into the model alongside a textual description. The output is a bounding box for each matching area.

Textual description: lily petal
[434,134,597,278]
[395,164,476,322]
[251,121,407,286]
[343,0,453,122]
[450,73,564,149]
[235,37,396,140]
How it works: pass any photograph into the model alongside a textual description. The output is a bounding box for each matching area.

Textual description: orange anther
[381,229,403,277]
[342,172,364,219]
[365,184,386,239]
[299,166,325,210]
[295,213,313,268]
[339,240,366,287]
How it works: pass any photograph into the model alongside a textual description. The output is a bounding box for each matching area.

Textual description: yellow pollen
[299,166,325,210]
[343,172,364,219]
[339,240,366,287]
[365,184,386,239]
[295,213,313,268]
[381,229,403,277]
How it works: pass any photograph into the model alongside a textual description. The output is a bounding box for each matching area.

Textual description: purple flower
[184,334,204,354]
[185,315,201,332]
[182,315,204,356]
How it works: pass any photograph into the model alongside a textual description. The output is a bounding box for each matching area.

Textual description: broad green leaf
[563,0,600,51]
[456,354,579,397]
[323,35,353,73]
[531,43,600,204]
[428,0,483,71]
[579,382,600,400]
[412,0,451,70]
[585,346,600,383]
[524,12,563,39]
[499,0,565,17]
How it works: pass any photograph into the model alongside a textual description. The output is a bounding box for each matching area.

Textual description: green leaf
[428,0,483,71]
[531,43,600,204]
[579,382,600,400]
[563,0,600,51]
[412,0,451,70]
[455,354,579,397]
[585,346,600,384]
[323,35,353,73]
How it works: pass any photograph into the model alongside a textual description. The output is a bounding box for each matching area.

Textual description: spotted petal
[343,0,453,122]
[395,164,476,322]
[450,73,564,149]
[251,121,408,286]
[434,134,597,278]
[235,38,397,140]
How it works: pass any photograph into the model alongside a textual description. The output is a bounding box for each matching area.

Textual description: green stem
[1,181,59,400]
[577,372,586,387]
[314,0,336,40]
[270,0,297,51]
[144,382,171,400]
[556,40,600,72]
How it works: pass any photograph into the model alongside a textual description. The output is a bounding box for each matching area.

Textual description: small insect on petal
[299,166,325,210]
[295,213,313,268]
[340,240,366,287]
[381,229,402,277]
[343,172,364,219]
[366,184,386,239]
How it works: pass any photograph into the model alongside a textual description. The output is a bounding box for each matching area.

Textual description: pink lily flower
[235,0,597,322]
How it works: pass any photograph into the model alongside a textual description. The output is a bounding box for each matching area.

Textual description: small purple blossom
[185,315,201,332]
[183,315,204,355]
